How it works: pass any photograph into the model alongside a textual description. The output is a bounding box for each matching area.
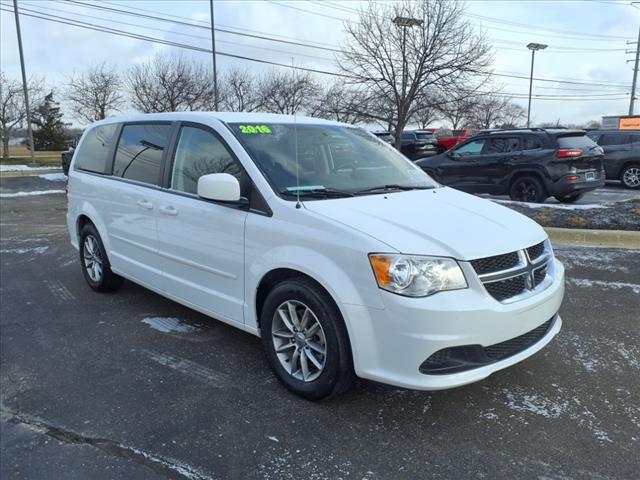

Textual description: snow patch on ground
[566,277,640,294]
[0,246,49,255]
[557,332,640,373]
[0,190,64,198]
[38,173,65,181]
[142,317,200,333]
[556,249,630,273]
[492,199,608,210]
[0,165,61,172]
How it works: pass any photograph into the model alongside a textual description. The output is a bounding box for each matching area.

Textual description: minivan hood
[303,187,546,260]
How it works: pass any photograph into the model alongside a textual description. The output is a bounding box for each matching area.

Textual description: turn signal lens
[370,254,392,286]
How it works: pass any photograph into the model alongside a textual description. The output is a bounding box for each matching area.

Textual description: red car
[434,129,479,151]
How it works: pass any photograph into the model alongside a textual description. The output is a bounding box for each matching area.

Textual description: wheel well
[621,161,640,174]
[76,214,94,239]
[255,268,338,328]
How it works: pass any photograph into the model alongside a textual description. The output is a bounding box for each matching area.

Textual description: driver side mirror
[197,173,242,203]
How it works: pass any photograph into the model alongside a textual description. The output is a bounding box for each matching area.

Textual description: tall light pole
[526,42,547,128]
[628,23,640,115]
[209,0,219,111]
[13,0,37,166]
[392,16,423,149]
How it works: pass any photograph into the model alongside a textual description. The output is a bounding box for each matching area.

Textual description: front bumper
[343,259,565,390]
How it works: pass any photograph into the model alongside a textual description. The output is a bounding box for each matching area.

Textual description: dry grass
[565,216,588,228]
[2,145,63,166]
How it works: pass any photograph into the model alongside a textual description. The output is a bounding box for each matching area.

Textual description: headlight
[369,254,467,297]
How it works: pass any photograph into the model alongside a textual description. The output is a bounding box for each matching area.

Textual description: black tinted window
[557,135,598,150]
[74,124,118,174]
[485,137,520,153]
[113,124,171,184]
[171,127,243,195]
[600,134,631,146]
[522,136,542,150]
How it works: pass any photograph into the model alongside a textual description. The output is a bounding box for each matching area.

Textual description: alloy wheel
[83,235,103,282]
[514,180,538,202]
[622,167,640,188]
[271,300,327,382]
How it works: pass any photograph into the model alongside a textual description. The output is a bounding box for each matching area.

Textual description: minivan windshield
[229,123,437,198]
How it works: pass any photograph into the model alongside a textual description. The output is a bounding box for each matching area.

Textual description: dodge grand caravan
[67,113,564,400]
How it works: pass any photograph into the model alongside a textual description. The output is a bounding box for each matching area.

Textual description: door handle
[137,199,153,210]
[159,205,178,216]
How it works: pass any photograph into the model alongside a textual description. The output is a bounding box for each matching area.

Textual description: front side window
[454,139,485,156]
[171,126,243,195]
[229,123,437,198]
[113,123,171,185]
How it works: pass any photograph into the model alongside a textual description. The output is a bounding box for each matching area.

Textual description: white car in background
[67,112,564,400]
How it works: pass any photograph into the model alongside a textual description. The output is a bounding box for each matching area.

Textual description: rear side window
[557,135,598,150]
[170,126,243,195]
[113,123,171,185]
[73,124,118,174]
[522,136,542,150]
[484,137,520,153]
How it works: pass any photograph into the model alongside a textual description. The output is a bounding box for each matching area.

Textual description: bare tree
[257,69,319,115]
[310,80,370,124]
[412,93,443,129]
[219,66,261,112]
[436,94,479,129]
[127,54,214,113]
[66,63,124,124]
[339,0,492,149]
[0,72,43,160]
[467,95,525,129]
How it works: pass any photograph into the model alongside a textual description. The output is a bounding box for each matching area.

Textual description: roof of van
[90,111,345,127]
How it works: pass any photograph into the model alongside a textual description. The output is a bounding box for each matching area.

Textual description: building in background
[602,115,640,129]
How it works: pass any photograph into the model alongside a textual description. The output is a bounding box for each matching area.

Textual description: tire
[79,223,123,292]
[554,192,584,203]
[509,175,547,203]
[260,277,355,400]
[620,165,640,189]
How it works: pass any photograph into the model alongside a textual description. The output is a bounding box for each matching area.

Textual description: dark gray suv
[586,130,640,189]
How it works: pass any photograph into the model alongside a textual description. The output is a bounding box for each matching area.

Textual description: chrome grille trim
[470,240,554,303]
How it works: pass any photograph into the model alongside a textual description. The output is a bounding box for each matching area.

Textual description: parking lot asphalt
[1,182,639,480]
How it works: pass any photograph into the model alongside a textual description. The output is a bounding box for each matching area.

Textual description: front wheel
[509,176,547,203]
[554,192,584,203]
[621,165,640,189]
[260,278,355,400]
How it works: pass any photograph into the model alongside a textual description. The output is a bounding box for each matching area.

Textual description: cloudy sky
[1,0,638,127]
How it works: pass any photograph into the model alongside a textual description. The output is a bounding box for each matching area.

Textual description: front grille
[470,251,519,275]
[471,241,551,303]
[420,316,557,374]
[527,241,545,261]
[485,318,554,359]
[484,274,527,301]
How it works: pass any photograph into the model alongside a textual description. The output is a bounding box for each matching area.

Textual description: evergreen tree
[32,92,68,150]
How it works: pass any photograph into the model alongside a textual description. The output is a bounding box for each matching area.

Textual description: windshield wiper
[280,187,355,198]
[353,184,432,194]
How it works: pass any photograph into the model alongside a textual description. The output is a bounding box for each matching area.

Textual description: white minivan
[67,112,564,400]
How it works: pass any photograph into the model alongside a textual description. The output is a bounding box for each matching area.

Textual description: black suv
[586,129,640,189]
[400,130,439,160]
[415,128,605,203]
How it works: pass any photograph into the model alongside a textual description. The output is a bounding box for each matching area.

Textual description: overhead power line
[1,3,631,98]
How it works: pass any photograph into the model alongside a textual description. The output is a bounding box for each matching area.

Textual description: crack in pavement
[1,406,214,480]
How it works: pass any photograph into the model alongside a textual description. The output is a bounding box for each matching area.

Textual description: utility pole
[628,23,640,116]
[13,0,37,166]
[209,0,219,111]
[526,42,547,128]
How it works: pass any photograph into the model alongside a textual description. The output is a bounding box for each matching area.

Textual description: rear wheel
[554,192,584,203]
[509,176,547,203]
[260,278,355,400]
[79,223,123,292]
[620,165,640,189]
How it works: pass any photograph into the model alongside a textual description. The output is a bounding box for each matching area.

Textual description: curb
[0,169,62,178]
[545,227,640,249]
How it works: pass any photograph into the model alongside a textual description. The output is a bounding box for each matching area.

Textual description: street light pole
[13,0,37,166]
[209,0,219,111]
[629,23,640,115]
[526,42,547,128]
